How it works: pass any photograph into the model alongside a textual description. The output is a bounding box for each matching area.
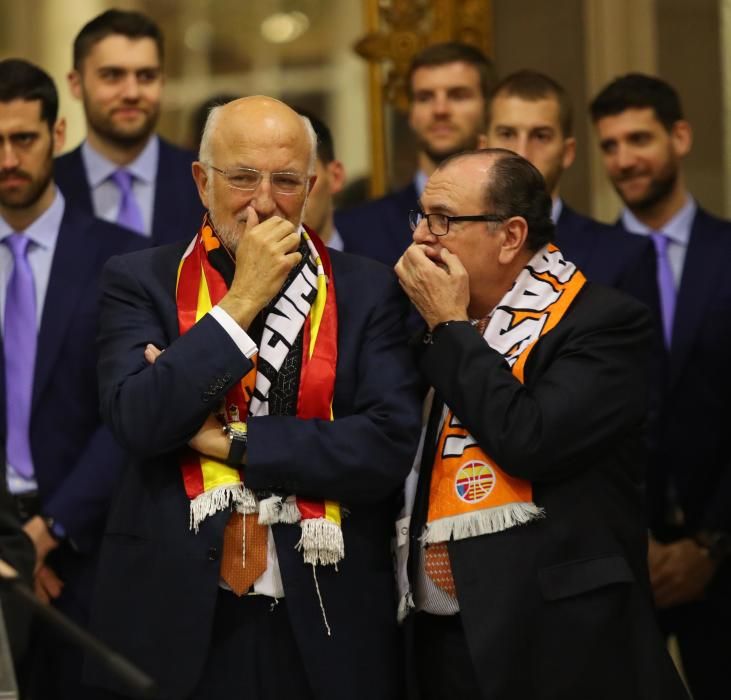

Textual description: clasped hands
[394,243,470,329]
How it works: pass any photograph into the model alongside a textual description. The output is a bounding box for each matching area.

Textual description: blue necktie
[111,169,145,235]
[3,234,36,478]
[650,232,676,347]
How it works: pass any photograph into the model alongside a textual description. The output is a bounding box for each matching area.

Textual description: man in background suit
[591,73,731,700]
[87,96,421,699]
[485,70,658,307]
[55,9,204,244]
[298,108,347,250]
[336,42,495,267]
[395,148,687,700]
[0,58,142,698]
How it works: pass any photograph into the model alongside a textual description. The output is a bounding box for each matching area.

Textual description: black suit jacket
[408,284,688,699]
[335,182,417,267]
[87,242,422,699]
[0,204,143,630]
[55,137,204,246]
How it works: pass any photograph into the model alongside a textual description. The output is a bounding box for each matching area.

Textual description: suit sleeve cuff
[209,306,258,359]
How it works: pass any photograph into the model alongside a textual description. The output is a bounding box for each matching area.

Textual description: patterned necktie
[423,316,490,599]
[3,234,36,479]
[650,232,676,346]
[110,169,145,235]
[219,512,269,596]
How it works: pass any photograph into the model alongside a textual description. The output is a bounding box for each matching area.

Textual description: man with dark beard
[55,9,204,244]
[335,42,495,267]
[0,58,141,698]
[591,73,731,700]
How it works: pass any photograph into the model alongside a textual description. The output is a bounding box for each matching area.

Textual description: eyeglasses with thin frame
[408,208,506,236]
[206,164,308,195]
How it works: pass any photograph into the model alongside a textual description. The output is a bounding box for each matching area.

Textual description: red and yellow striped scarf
[423,244,586,545]
[176,218,343,566]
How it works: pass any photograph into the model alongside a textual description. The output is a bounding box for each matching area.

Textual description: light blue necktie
[650,231,676,347]
[3,234,36,478]
[111,169,145,235]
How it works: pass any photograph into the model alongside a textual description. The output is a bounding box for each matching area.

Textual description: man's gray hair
[198,104,317,176]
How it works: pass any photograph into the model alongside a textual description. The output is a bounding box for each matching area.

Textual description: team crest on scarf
[175,217,343,568]
[422,244,586,546]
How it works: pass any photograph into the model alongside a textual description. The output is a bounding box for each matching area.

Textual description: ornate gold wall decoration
[355,0,493,195]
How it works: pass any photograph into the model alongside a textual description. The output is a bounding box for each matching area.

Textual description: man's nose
[0,142,20,170]
[250,176,276,217]
[615,143,637,171]
[120,75,141,100]
[412,217,436,244]
[513,134,529,160]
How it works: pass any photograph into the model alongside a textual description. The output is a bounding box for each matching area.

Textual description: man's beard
[613,162,678,213]
[0,148,54,211]
[83,93,159,149]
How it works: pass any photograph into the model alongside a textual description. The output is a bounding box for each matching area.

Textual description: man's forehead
[0,98,45,129]
[492,94,560,125]
[597,106,662,134]
[412,61,481,87]
[84,35,161,68]
[425,159,489,204]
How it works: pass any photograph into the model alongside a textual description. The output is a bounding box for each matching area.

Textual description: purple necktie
[650,232,676,347]
[3,234,37,478]
[111,169,145,235]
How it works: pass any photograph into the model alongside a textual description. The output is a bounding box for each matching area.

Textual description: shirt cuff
[209,306,258,358]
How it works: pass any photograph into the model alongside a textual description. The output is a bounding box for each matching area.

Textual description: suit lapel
[56,147,94,213]
[32,208,100,408]
[669,210,719,389]
[151,140,181,246]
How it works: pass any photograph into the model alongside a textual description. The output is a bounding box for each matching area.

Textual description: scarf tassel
[296,517,345,566]
[420,502,544,545]
[189,484,257,532]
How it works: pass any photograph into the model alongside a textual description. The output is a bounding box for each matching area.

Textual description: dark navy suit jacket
[87,242,422,699]
[55,137,204,246]
[556,204,660,313]
[335,182,417,268]
[613,208,731,542]
[0,204,143,625]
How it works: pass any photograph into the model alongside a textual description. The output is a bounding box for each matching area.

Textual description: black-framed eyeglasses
[206,164,308,195]
[408,208,506,237]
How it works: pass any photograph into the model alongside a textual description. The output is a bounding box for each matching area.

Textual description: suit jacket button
[208,547,219,561]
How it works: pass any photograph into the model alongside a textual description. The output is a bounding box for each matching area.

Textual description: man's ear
[52,118,66,155]
[326,160,346,195]
[191,162,210,210]
[498,216,529,265]
[67,70,82,100]
[561,136,576,170]
[671,119,693,158]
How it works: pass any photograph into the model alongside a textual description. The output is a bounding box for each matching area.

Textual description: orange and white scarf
[422,244,586,545]
[176,218,343,566]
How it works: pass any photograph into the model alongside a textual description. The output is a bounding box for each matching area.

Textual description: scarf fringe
[189,483,245,532]
[420,502,544,544]
[296,517,345,566]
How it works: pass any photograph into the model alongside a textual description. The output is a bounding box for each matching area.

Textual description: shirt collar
[620,195,697,246]
[0,188,65,250]
[81,134,159,187]
[414,171,428,197]
[551,197,564,224]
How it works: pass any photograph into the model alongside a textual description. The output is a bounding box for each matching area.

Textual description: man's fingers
[144,344,163,365]
[439,247,467,276]
[244,206,259,233]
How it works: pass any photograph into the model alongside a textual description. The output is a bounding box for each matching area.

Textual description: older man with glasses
[85,95,421,700]
[394,147,689,700]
